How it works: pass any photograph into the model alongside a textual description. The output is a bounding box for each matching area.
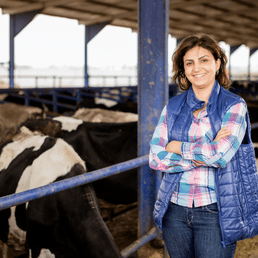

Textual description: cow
[21,113,138,205]
[0,126,123,258]
[72,107,138,123]
[0,103,44,146]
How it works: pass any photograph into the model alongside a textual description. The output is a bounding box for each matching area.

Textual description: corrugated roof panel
[1,0,258,47]
[208,0,252,11]
[182,4,225,16]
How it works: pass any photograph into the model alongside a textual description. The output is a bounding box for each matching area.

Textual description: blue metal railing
[0,155,154,257]
[121,227,157,258]
[251,123,258,130]
[0,75,139,88]
[2,74,258,89]
[0,86,139,113]
[0,155,148,210]
[0,75,175,88]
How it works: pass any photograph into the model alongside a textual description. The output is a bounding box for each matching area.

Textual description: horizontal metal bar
[5,93,76,109]
[121,227,157,258]
[251,122,258,130]
[0,155,149,211]
[0,86,138,93]
[0,75,137,79]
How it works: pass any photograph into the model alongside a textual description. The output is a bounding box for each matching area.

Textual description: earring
[216,70,219,75]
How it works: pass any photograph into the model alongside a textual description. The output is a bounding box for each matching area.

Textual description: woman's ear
[215,58,221,72]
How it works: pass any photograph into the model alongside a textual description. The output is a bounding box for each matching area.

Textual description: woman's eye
[186,62,192,66]
[202,59,208,62]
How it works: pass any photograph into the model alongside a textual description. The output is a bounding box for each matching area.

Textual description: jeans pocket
[204,203,218,214]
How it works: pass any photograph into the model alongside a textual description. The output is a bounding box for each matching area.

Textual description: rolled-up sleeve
[181,102,247,168]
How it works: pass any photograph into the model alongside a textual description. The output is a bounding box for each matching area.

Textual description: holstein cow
[72,107,138,123]
[0,126,123,258]
[0,103,43,146]
[21,109,138,205]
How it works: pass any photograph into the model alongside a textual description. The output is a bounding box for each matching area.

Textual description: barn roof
[1,0,258,48]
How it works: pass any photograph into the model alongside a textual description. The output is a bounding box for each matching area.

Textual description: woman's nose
[193,63,201,71]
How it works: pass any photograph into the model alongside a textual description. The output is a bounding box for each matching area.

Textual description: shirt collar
[187,80,220,112]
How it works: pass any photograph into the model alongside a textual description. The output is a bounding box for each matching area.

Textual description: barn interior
[1,0,258,258]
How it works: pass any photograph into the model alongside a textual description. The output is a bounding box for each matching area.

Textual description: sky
[0,9,258,72]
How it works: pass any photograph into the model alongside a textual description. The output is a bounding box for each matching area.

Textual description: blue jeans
[162,202,236,258]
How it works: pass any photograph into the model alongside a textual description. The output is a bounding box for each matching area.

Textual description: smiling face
[183,46,221,92]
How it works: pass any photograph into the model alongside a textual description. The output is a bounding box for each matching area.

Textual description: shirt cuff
[181,142,193,160]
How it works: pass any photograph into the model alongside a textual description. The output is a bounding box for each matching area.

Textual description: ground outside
[105,207,258,258]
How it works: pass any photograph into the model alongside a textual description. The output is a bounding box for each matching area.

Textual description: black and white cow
[22,114,138,205]
[0,126,123,258]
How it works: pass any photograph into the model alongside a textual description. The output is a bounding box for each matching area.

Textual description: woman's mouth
[193,74,205,78]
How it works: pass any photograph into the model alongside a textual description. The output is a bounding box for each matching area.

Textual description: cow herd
[0,103,138,258]
[1,96,258,258]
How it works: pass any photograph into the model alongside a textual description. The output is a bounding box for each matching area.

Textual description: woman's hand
[213,127,231,142]
[193,127,231,167]
[166,128,231,166]
[166,140,182,155]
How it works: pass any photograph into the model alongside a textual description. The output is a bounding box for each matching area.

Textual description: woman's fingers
[193,160,205,167]
[214,127,231,142]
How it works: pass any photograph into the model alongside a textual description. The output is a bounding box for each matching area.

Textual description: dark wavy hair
[172,34,230,91]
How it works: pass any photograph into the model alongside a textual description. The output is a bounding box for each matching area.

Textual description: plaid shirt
[149,102,247,207]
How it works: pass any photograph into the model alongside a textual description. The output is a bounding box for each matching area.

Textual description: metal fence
[0,155,159,258]
[0,75,175,88]
[1,74,258,89]
[0,75,139,88]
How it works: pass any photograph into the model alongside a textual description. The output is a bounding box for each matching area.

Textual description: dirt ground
[105,207,164,258]
[2,206,258,258]
[105,207,258,258]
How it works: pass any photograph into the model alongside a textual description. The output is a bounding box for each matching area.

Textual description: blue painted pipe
[251,122,258,130]
[0,155,149,211]
[121,227,157,258]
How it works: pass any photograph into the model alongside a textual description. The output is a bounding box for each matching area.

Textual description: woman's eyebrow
[184,55,209,62]
[198,55,209,59]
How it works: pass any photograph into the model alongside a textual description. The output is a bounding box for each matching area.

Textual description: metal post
[9,18,15,89]
[176,38,183,46]
[248,48,257,81]
[138,0,169,251]
[35,76,38,88]
[9,10,40,89]
[229,45,240,80]
[84,22,110,87]
[84,26,89,87]
[25,91,29,106]
[53,76,56,87]
[53,90,58,113]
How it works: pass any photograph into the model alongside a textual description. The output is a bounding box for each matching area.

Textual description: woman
[149,34,258,258]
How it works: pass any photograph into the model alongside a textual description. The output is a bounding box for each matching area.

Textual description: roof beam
[169,0,212,9]
[1,0,85,15]
[2,3,43,14]
[44,5,137,25]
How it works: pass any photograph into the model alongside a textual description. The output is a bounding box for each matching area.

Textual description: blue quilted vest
[153,81,258,246]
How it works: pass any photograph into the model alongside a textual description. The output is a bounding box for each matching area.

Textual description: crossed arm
[166,127,231,166]
[149,102,247,172]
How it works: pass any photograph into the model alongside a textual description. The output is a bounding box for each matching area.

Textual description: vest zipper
[215,169,226,248]
[207,107,226,248]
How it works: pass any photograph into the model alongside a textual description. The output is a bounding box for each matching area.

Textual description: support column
[84,22,110,87]
[138,0,169,241]
[248,48,257,81]
[9,10,40,88]
[229,45,241,80]
[176,38,183,46]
